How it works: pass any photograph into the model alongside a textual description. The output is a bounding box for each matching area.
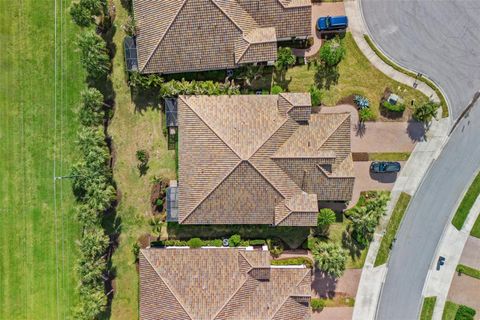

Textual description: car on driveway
[316,15,348,32]
[370,161,401,173]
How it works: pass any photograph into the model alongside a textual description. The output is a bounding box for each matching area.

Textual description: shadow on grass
[342,227,366,262]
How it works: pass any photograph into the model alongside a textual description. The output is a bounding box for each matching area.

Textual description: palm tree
[237,65,264,88]
[311,242,347,278]
[150,216,163,240]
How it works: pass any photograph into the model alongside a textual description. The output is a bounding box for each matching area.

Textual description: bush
[382,100,405,113]
[455,305,476,320]
[229,234,241,247]
[164,239,188,246]
[136,149,149,174]
[70,3,93,27]
[271,85,284,94]
[159,79,240,98]
[271,257,314,268]
[413,101,440,124]
[203,239,223,247]
[249,239,266,246]
[359,107,375,121]
[319,38,345,67]
[77,30,111,79]
[128,72,164,90]
[267,238,284,257]
[309,86,323,106]
[275,47,296,72]
[187,238,203,248]
[311,298,325,311]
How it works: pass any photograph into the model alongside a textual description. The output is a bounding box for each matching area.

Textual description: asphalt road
[360,1,480,319]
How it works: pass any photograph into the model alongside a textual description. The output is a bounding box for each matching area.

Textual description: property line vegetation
[363,34,449,118]
[451,170,480,230]
[456,264,480,280]
[374,192,411,267]
[69,0,117,318]
[420,296,437,320]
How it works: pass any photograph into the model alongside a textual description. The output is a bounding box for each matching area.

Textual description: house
[139,247,312,320]
[132,0,311,74]
[172,93,355,226]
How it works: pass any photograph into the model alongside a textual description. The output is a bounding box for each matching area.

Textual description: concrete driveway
[293,2,345,58]
[361,1,480,319]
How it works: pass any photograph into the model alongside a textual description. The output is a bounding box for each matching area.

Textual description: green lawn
[0,1,83,319]
[442,301,459,320]
[456,264,480,280]
[368,152,411,161]
[281,33,428,120]
[470,214,480,238]
[420,296,437,320]
[374,192,411,266]
[452,170,480,230]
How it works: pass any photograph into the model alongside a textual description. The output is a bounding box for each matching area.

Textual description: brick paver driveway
[293,2,345,58]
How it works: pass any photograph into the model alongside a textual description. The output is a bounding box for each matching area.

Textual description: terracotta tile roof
[133,0,311,74]
[178,94,355,226]
[139,248,312,320]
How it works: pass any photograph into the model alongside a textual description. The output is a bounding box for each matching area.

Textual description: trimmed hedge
[456,264,480,280]
[152,237,265,248]
[311,298,325,311]
[382,100,405,113]
[455,305,476,320]
[271,257,313,268]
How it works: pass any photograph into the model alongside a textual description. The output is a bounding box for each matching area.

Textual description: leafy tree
[237,65,264,88]
[75,204,100,227]
[413,101,439,124]
[312,241,347,278]
[73,288,107,320]
[317,208,336,235]
[309,86,323,106]
[80,0,105,16]
[77,30,111,78]
[187,238,204,248]
[275,47,296,73]
[128,71,164,90]
[79,88,105,126]
[319,38,345,67]
[70,2,94,27]
[359,107,374,122]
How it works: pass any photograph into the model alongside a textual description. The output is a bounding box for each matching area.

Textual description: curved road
[361,1,480,319]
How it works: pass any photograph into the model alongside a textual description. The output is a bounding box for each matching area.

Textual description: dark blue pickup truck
[316,15,348,31]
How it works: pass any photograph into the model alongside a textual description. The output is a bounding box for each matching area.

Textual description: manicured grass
[0,1,83,319]
[328,220,368,269]
[271,257,314,268]
[420,296,437,320]
[374,192,411,266]
[470,214,480,238]
[442,301,459,320]
[456,264,480,280]
[363,34,449,118]
[282,33,428,120]
[451,171,480,230]
[368,152,411,161]
[317,296,355,308]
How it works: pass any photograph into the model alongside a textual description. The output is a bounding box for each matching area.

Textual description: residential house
[139,247,312,319]
[132,0,311,74]
[169,93,355,226]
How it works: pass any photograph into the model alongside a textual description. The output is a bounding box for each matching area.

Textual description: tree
[319,38,345,67]
[271,85,283,94]
[79,88,105,126]
[150,216,162,239]
[229,234,241,247]
[237,65,264,88]
[77,30,111,78]
[413,101,439,124]
[309,86,324,106]
[275,47,296,73]
[136,149,149,175]
[70,2,94,27]
[311,241,347,278]
[317,208,336,235]
[78,227,109,260]
[73,288,107,320]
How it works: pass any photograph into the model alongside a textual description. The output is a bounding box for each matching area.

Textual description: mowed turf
[0,1,83,319]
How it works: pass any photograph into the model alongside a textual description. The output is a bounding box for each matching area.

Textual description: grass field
[0,1,83,319]
[420,296,437,320]
[282,33,428,120]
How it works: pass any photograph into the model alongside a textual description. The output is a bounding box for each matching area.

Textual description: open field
[0,1,83,318]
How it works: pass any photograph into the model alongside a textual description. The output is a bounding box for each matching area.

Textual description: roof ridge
[250,116,290,160]
[274,203,292,226]
[316,163,354,178]
[235,40,251,64]
[294,268,311,288]
[211,0,259,33]
[268,295,293,320]
[140,0,188,72]
[211,276,250,320]
[140,250,194,319]
[238,251,254,271]
[315,113,350,152]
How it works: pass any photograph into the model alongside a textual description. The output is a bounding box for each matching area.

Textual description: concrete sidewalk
[344,0,451,319]
[422,197,480,320]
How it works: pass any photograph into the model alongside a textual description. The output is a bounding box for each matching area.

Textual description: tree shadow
[354,121,366,137]
[407,119,426,142]
[131,88,162,114]
[315,64,339,90]
[342,228,365,262]
[311,270,339,299]
[273,69,292,90]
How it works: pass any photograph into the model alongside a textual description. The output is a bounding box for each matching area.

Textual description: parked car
[316,15,348,32]
[370,161,401,173]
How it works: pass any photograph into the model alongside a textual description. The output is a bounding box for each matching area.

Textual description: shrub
[271,85,284,94]
[267,238,284,257]
[382,100,405,113]
[70,2,93,27]
[187,238,203,248]
[229,234,241,247]
[204,239,223,247]
[129,72,164,90]
[319,38,345,67]
[275,47,296,72]
[455,305,476,320]
[136,149,149,174]
[271,257,314,269]
[164,239,188,246]
[359,107,374,122]
[249,239,266,246]
[132,242,140,261]
[77,30,111,79]
[309,86,323,106]
[311,298,325,311]
[413,101,440,124]
[159,79,240,98]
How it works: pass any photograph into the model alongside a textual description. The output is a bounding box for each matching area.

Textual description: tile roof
[133,0,311,74]
[139,248,311,320]
[178,94,355,226]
